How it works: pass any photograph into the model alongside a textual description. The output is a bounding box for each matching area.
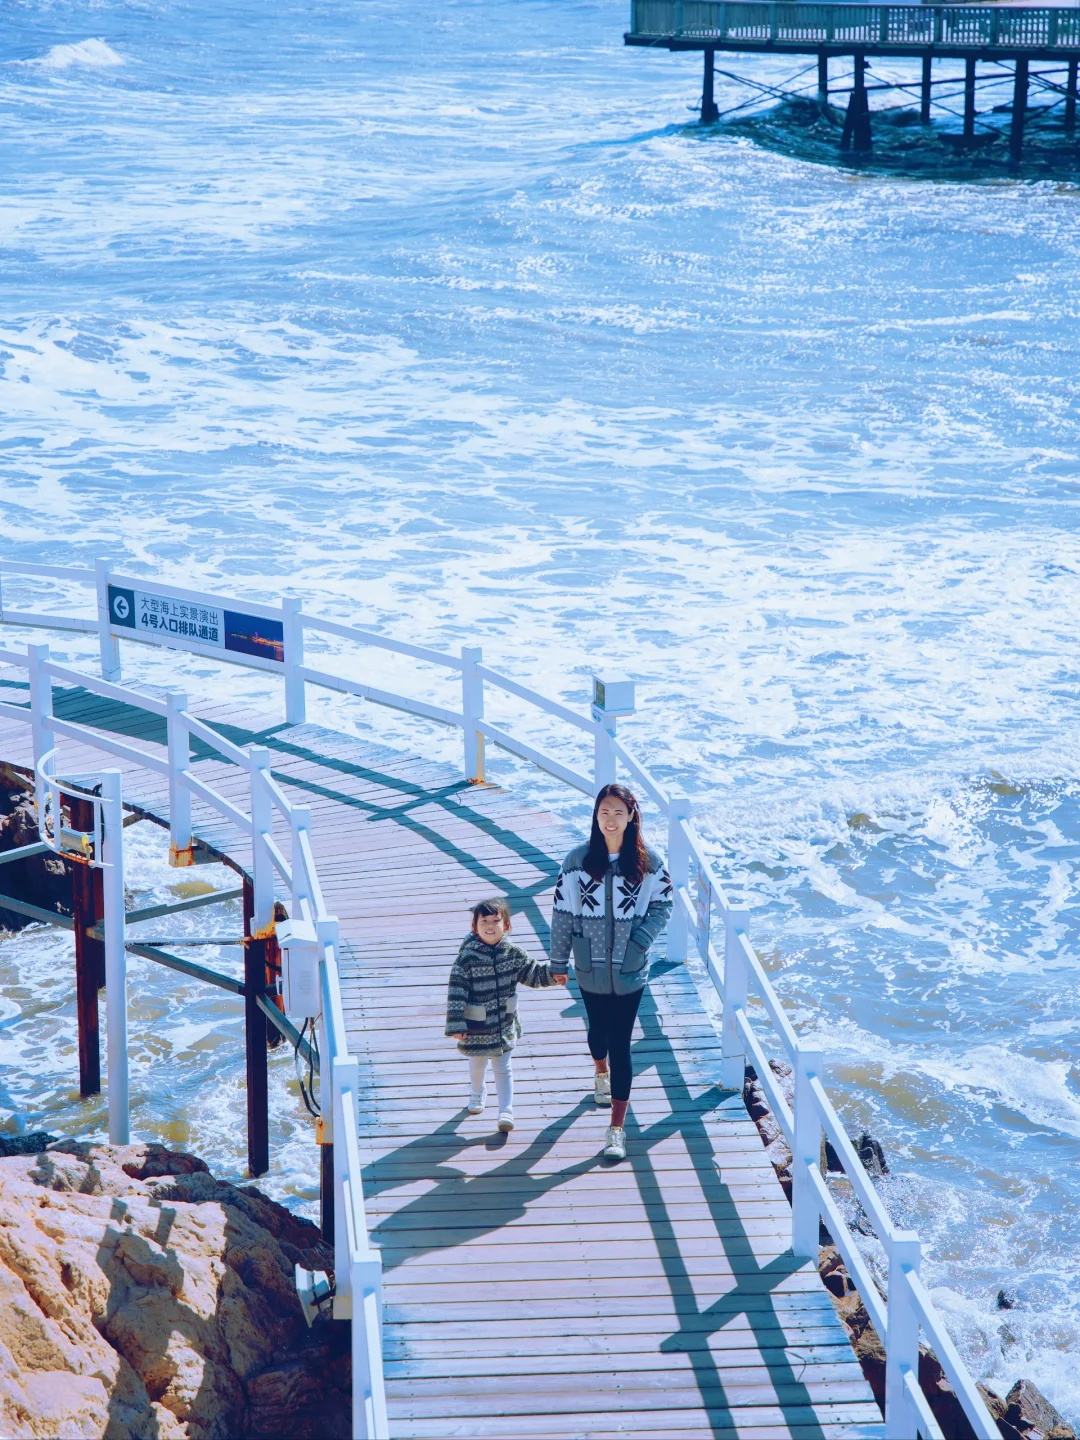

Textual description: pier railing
[628,0,1080,50]
[0,624,388,1437]
[0,558,1000,1440]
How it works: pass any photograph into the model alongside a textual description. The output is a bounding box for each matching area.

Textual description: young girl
[446,897,566,1131]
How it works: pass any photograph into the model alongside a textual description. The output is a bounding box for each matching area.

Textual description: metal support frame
[101,770,129,1145]
[701,47,719,122]
[1011,55,1029,161]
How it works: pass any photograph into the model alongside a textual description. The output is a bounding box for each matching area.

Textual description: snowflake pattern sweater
[444,933,559,1056]
[549,843,673,996]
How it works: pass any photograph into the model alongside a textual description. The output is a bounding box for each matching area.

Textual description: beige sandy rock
[0,1140,348,1439]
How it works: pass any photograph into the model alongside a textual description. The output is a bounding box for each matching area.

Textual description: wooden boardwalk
[0,669,885,1440]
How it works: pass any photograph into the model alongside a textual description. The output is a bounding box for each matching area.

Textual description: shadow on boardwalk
[364,979,828,1440]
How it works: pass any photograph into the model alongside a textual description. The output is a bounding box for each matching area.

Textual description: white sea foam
[29,39,125,71]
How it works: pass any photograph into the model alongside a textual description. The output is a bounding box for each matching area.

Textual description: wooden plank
[0,690,882,1439]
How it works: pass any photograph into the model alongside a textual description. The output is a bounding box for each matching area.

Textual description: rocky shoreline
[0,1139,347,1440]
[743,1058,1075,1440]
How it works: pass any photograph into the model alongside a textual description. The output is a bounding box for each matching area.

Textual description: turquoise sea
[1,0,1078,1416]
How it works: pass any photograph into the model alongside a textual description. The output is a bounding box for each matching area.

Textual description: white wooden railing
[628,0,1080,51]
[0,558,1002,1440]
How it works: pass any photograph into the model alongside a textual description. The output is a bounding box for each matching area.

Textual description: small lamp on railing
[591,675,635,791]
[590,674,635,723]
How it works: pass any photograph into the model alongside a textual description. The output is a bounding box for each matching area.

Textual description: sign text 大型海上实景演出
[107,584,284,665]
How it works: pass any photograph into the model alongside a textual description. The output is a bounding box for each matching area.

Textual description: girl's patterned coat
[445,934,559,1056]
[549,844,673,996]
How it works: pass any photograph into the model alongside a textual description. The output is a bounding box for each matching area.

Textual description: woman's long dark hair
[583,783,650,884]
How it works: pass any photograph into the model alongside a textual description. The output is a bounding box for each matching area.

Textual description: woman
[549,783,673,1160]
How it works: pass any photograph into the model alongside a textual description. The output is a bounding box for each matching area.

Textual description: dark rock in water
[0,780,71,931]
[823,1129,888,1177]
[997,1287,1018,1310]
[1005,1378,1075,1440]
[855,1130,889,1177]
[0,1132,57,1157]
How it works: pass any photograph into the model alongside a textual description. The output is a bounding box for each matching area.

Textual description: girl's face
[596,797,631,851]
[475,911,509,945]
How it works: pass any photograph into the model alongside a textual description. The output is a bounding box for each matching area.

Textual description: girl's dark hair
[583,783,650,885]
[471,897,512,932]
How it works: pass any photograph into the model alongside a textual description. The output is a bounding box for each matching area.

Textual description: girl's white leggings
[468,1053,513,1112]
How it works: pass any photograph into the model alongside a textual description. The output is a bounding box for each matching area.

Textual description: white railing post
[461,646,484,782]
[249,746,275,932]
[593,715,617,792]
[291,804,314,915]
[166,691,193,867]
[791,1045,823,1259]
[721,908,750,1090]
[332,1055,361,1315]
[94,558,121,682]
[27,643,53,772]
[282,597,306,726]
[666,798,693,962]
[101,769,129,1145]
[885,1232,923,1438]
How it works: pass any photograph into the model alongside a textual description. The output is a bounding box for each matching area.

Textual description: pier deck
[0,672,884,1439]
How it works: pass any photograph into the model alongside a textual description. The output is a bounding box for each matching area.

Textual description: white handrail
[300,611,464,672]
[0,561,1001,1440]
[0,560,95,581]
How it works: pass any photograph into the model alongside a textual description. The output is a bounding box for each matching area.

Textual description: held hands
[552,972,568,987]
[450,1033,466,1040]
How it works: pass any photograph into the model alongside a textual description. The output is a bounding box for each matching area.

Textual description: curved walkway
[0,668,884,1439]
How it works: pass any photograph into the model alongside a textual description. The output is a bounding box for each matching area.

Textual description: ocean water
[1,0,1079,1418]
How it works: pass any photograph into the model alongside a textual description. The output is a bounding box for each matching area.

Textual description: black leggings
[580,989,644,1103]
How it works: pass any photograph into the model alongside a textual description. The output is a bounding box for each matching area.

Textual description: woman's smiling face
[596,796,631,852]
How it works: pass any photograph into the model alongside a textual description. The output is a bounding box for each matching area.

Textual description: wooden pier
[626,0,1080,156]
[0,670,885,1438]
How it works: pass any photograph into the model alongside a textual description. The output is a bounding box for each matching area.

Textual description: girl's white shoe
[593,1071,611,1107]
[603,1126,626,1160]
[497,1110,515,1132]
[467,1092,486,1115]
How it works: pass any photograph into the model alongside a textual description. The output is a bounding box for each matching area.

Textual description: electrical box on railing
[275,918,320,1019]
[591,674,635,721]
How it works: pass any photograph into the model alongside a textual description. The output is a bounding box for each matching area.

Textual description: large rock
[0,1140,348,1439]
[0,780,71,932]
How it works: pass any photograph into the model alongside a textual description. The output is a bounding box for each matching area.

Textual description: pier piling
[70,794,102,1098]
[818,53,829,111]
[964,57,977,143]
[841,53,872,152]
[701,47,718,122]
[1011,57,1029,161]
[243,877,270,1177]
[1067,58,1078,135]
[920,54,932,122]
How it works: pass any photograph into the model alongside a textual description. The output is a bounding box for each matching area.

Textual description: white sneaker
[467,1092,486,1115]
[603,1126,626,1160]
[497,1111,515,1132]
[593,1070,611,1107]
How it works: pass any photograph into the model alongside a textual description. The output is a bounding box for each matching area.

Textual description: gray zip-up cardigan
[445,933,559,1056]
[549,843,673,996]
